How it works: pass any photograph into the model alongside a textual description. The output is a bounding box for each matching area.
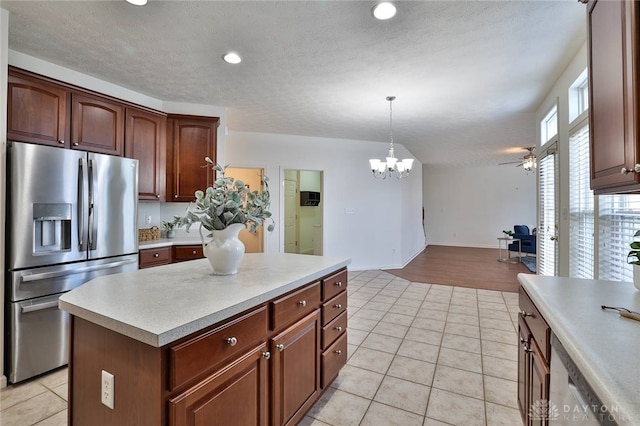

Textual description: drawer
[271,281,321,330]
[139,246,172,268]
[321,331,347,388]
[322,310,347,350]
[519,286,550,362]
[322,291,347,326]
[169,306,268,391]
[173,245,204,263]
[322,269,347,301]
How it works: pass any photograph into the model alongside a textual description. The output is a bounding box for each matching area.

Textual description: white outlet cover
[101,370,114,410]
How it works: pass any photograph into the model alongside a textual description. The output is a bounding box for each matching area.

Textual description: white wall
[225,131,425,270]
[423,165,536,248]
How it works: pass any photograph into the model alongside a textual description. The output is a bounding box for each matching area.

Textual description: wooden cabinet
[167,115,219,202]
[518,287,550,426]
[588,0,640,193]
[270,310,321,426]
[71,92,124,155]
[7,69,69,147]
[139,247,172,268]
[172,245,204,263]
[125,107,167,201]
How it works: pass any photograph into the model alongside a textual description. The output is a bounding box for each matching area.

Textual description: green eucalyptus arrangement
[627,230,640,265]
[173,158,274,234]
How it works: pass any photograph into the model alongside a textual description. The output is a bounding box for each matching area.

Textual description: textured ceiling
[2,0,586,166]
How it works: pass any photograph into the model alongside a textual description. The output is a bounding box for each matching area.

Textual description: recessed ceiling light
[372,2,396,20]
[222,52,242,65]
[125,0,147,6]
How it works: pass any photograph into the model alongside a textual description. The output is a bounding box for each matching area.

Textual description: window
[540,105,558,144]
[569,123,594,279]
[598,194,640,281]
[569,68,589,123]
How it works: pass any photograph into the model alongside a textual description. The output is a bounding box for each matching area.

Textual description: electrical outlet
[146,215,152,225]
[101,370,114,409]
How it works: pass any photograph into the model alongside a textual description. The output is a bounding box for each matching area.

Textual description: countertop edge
[518,273,637,426]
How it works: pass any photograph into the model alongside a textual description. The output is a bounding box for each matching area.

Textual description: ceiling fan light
[372,2,396,20]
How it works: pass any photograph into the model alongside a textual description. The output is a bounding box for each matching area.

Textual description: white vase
[634,265,640,290]
[200,223,246,275]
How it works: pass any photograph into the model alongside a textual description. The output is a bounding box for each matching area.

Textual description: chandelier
[369,96,414,179]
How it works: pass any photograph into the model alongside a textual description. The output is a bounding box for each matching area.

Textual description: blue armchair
[508,225,537,255]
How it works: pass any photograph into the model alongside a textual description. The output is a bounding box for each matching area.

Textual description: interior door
[284,174,299,254]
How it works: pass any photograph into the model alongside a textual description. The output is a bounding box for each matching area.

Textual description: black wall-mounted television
[300,191,320,206]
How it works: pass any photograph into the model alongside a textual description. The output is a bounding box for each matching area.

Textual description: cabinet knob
[226,337,238,346]
[153,253,159,258]
[519,337,526,344]
[58,139,65,144]
[523,345,533,354]
[520,310,532,318]
[156,194,160,199]
[335,281,342,287]
[276,344,284,352]
[174,194,178,199]
[334,349,342,355]
[298,300,307,307]
[262,351,271,360]
[73,142,79,146]
[621,164,640,175]
[334,304,342,309]
[192,250,197,255]
[335,326,342,332]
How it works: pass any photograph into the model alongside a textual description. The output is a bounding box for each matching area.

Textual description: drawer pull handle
[153,253,159,258]
[262,351,271,360]
[335,326,343,332]
[192,250,197,254]
[226,337,238,346]
[520,310,532,318]
[335,349,342,355]
[335,281,342,287]
[334,304,342,309]
[276,344,284,351]
[298,300,307,307]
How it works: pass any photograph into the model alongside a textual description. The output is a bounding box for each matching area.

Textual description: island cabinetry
[172,245,204,263]
[71,92,124,155]
[588,0,640,193]
[139,246,172,268]
[166,115,219,202]
[320,269,348,387]
[517,287,550,426]
[7,69,69,147]
[124,107,167,201]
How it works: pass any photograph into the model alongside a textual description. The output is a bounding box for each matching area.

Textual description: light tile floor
[0,270,524,426]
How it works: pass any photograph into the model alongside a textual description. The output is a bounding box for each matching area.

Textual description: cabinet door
[125,108,167,200]
[169,343,269,426]
[588,0,640,192]
[167,116,219,202]
[271,310,320,426]
[517,320,530,425]
[72,92,124,155]
[529,341,550,426]
[7,71,69,147]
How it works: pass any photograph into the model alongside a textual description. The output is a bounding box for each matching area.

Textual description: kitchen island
[59,253,351,426]
[518,274,640,426]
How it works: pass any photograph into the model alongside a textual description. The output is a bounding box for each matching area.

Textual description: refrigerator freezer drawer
[8,293,69,383]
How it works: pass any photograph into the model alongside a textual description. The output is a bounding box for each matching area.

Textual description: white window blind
[569,124,594,279]
[598,194,640,281]
[538,150,557,276]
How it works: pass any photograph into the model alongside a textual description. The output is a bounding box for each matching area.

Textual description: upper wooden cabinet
[167,115,219,202]
[72,92,124,156]
[588,0,640,193]
[125,107,167,201]
[7,70,69,147]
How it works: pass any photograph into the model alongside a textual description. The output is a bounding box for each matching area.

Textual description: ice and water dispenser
[33,203,72,254]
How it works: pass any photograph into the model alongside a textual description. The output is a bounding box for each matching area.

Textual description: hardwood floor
[387,245,533,292]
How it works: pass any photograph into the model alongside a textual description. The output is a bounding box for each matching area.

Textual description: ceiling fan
[499,147,537,171]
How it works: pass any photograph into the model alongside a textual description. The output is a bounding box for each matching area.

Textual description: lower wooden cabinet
[271,310,321,426]
[139,246,172,268]
[173,245,204,263]
[168,343,270,426]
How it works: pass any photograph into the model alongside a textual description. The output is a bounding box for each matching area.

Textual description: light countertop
[59,253,350,347]
[518,274,640,426]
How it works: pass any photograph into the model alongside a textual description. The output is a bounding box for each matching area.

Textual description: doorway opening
[283,169,323,255]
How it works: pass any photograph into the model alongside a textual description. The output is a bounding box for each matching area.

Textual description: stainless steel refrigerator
[5,141,139,383]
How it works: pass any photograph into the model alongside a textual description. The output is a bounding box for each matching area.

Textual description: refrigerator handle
[19,258,138,283]
[21,300,59,314]
[88,159,96,250]
[78,158,87,251]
